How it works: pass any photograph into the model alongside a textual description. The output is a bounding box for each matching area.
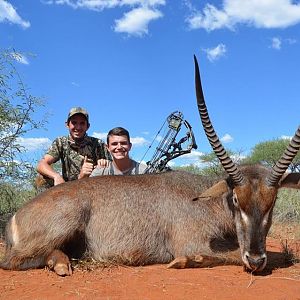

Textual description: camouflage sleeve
[46,137,63,163]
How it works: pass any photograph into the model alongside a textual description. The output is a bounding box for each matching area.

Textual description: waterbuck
[0,56,299,276]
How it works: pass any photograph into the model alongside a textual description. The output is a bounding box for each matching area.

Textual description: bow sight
[143,111,197,173]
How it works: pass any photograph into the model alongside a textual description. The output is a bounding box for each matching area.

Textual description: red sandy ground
[0,238,299,300]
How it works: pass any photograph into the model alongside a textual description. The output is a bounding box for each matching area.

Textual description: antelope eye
[232,195,239,207]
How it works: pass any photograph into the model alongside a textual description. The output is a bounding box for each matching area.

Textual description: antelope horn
[266,126,300,186]
[194,55,245,186]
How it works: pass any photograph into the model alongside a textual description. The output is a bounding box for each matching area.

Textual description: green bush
[273,188,300,223]
[0,182,37,237]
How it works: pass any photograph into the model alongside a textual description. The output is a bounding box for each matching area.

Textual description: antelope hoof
[47,259,72,276]
[167,255,204,269]
[54,262,72,276]
[46,250,72,276]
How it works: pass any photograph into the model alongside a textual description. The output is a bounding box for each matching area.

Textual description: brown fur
[1,56,299,276]
[0,166,299,276]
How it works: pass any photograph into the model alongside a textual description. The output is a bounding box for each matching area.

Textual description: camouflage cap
[67,107,89,122]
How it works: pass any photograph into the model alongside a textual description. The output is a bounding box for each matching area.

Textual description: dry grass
[269,222,300,244]
[269,222,300,268]
[71,256,120,272]
[280,239,300,265]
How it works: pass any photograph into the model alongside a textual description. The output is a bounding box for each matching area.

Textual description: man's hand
[78,156,94,179]
[97,158,110,168]
[53,174,65,186]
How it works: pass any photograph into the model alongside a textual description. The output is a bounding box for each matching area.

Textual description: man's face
[66,114,88,140]
[107,135,132,161]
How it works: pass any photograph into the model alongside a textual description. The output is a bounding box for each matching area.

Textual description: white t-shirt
[90,159,147,176]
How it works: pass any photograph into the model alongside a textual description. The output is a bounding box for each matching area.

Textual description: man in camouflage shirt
[36,107,110,189]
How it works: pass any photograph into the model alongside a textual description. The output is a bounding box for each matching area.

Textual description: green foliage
[273,189,300,223]
[0,182,37,215]
[0,181,37,237]
[176,149,244,178]
[0,50,47,183]
[0,49,47,222]
[199,152,224,175]
[245,139,300,171]
[174,164,202,174]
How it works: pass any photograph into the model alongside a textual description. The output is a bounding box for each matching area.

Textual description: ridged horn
[194,55,245,186]
[266,126,300,186]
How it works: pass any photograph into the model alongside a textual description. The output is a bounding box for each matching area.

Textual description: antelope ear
[279,173,300,189]
[198,180,229,199]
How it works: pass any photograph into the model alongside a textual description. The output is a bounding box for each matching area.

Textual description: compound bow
[142,111,197,173]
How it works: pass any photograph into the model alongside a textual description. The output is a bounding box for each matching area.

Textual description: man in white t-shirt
[90,127,147,176]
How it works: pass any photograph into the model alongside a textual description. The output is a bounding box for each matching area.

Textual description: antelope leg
[167,255,226,269]
[46,249,72,276]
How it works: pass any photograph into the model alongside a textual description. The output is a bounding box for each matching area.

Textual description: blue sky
[1,0,300,167]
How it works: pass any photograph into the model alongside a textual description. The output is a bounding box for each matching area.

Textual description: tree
[0,50,46,183]
[0,49,47,233]
[199,149,245,175]
[245,139,300,172]
[175,149,244,179]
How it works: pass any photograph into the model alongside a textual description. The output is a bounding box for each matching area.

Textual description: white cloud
[92,131,107,140]
[17,137,52,151]
[92,132,149,146]
[204,44,226,62]
[45,0,165,10]
[53,0,119,10]
[286,38,297,44]
[181,149,204,160]
[166,160,176,167]
[221,133,233,143]
[186,0,300,31]
[10,52,29,65]
[130,136,149,146]
[155,135,163,142]
[0,0,30,28]
[170,149,205,167]
[270,36,297,49]
[114,6,163,36]
[271,37,282,49]
[43,0,165,36]
[231,153,246,164]
[188,3,231,31]
[281,135,292,140]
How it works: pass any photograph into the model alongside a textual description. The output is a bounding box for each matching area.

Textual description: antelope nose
[246,254,266,271]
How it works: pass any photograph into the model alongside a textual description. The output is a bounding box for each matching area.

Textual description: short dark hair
[107,127,130,145]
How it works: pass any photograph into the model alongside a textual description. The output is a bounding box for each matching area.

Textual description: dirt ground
[0,237,299,300]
